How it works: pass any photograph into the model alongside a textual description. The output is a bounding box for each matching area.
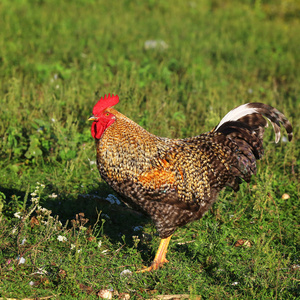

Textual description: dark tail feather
[215,103,293,142]
[214,103,293,182]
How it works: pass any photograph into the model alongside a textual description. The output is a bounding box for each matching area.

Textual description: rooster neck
[96,109,172,167]
[101,108,167,147]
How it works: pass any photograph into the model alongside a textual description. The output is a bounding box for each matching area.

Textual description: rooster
[89,94,293,272]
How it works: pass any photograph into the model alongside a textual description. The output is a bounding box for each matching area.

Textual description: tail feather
[215,103,293,143]
[214,103,293,183]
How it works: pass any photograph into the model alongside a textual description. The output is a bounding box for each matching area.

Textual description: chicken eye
[105,113,110,116]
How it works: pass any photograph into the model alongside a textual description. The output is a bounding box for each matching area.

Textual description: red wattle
[91,119,115,140]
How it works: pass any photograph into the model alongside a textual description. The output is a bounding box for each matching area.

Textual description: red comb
[92,94,119,114]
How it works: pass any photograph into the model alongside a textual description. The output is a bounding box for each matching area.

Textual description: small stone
[281,193,290,200]
[97,289,113,299]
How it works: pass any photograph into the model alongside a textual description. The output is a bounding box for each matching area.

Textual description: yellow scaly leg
[137,235,172,272]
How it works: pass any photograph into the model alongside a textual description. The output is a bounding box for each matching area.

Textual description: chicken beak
[88,115,98,121]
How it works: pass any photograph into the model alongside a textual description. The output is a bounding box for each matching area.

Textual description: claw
[136,235,172,273]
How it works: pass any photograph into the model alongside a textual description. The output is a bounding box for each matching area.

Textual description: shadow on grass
[46,182,152,247]
[1,182,150,243]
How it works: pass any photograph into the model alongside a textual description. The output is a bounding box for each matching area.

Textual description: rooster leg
[138,235,172,272]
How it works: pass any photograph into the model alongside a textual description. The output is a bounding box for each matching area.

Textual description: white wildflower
[40,184,45,188]
[40,207,51,214]
[231,282,239,286]
[49,193,58,198]
[79,226,87,231]
[89,160,96,165]
[77,249,82,253]
[120,269,132,277]
[57,235,67,242]
[97,240,102,248]
[31,192,37,196]
[21,238,26,245]
[31,197,39,204]
[70,244,76,250]
[29,281,35,286]
[102,249,108,254]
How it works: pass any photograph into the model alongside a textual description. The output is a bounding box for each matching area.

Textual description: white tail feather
[215,104,259,131]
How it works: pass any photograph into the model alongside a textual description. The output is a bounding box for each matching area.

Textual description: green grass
[0,0,299,299]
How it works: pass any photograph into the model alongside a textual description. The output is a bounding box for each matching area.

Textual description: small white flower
[31,192,37,196]
[57,235,67,242]
[39,207,52,214]
[14,212,21,219]
[97,240,102,248]
[51,118,56,123]
[102,249,108,254]
[120,269,132,277]
[40,184,45,188]
[21,238,26,245]
[31,197,39,204]
[29,281,35,286]
[77,249,82,253]
[231,282,239,286]
[70,244,76,250]
[89,160,96,165]
[18,257,26,264]
[49,193,58,198]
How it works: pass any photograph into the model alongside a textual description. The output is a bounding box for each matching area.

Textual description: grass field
[0,0,299,299]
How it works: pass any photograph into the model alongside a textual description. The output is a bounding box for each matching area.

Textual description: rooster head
[89,94,119,139]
